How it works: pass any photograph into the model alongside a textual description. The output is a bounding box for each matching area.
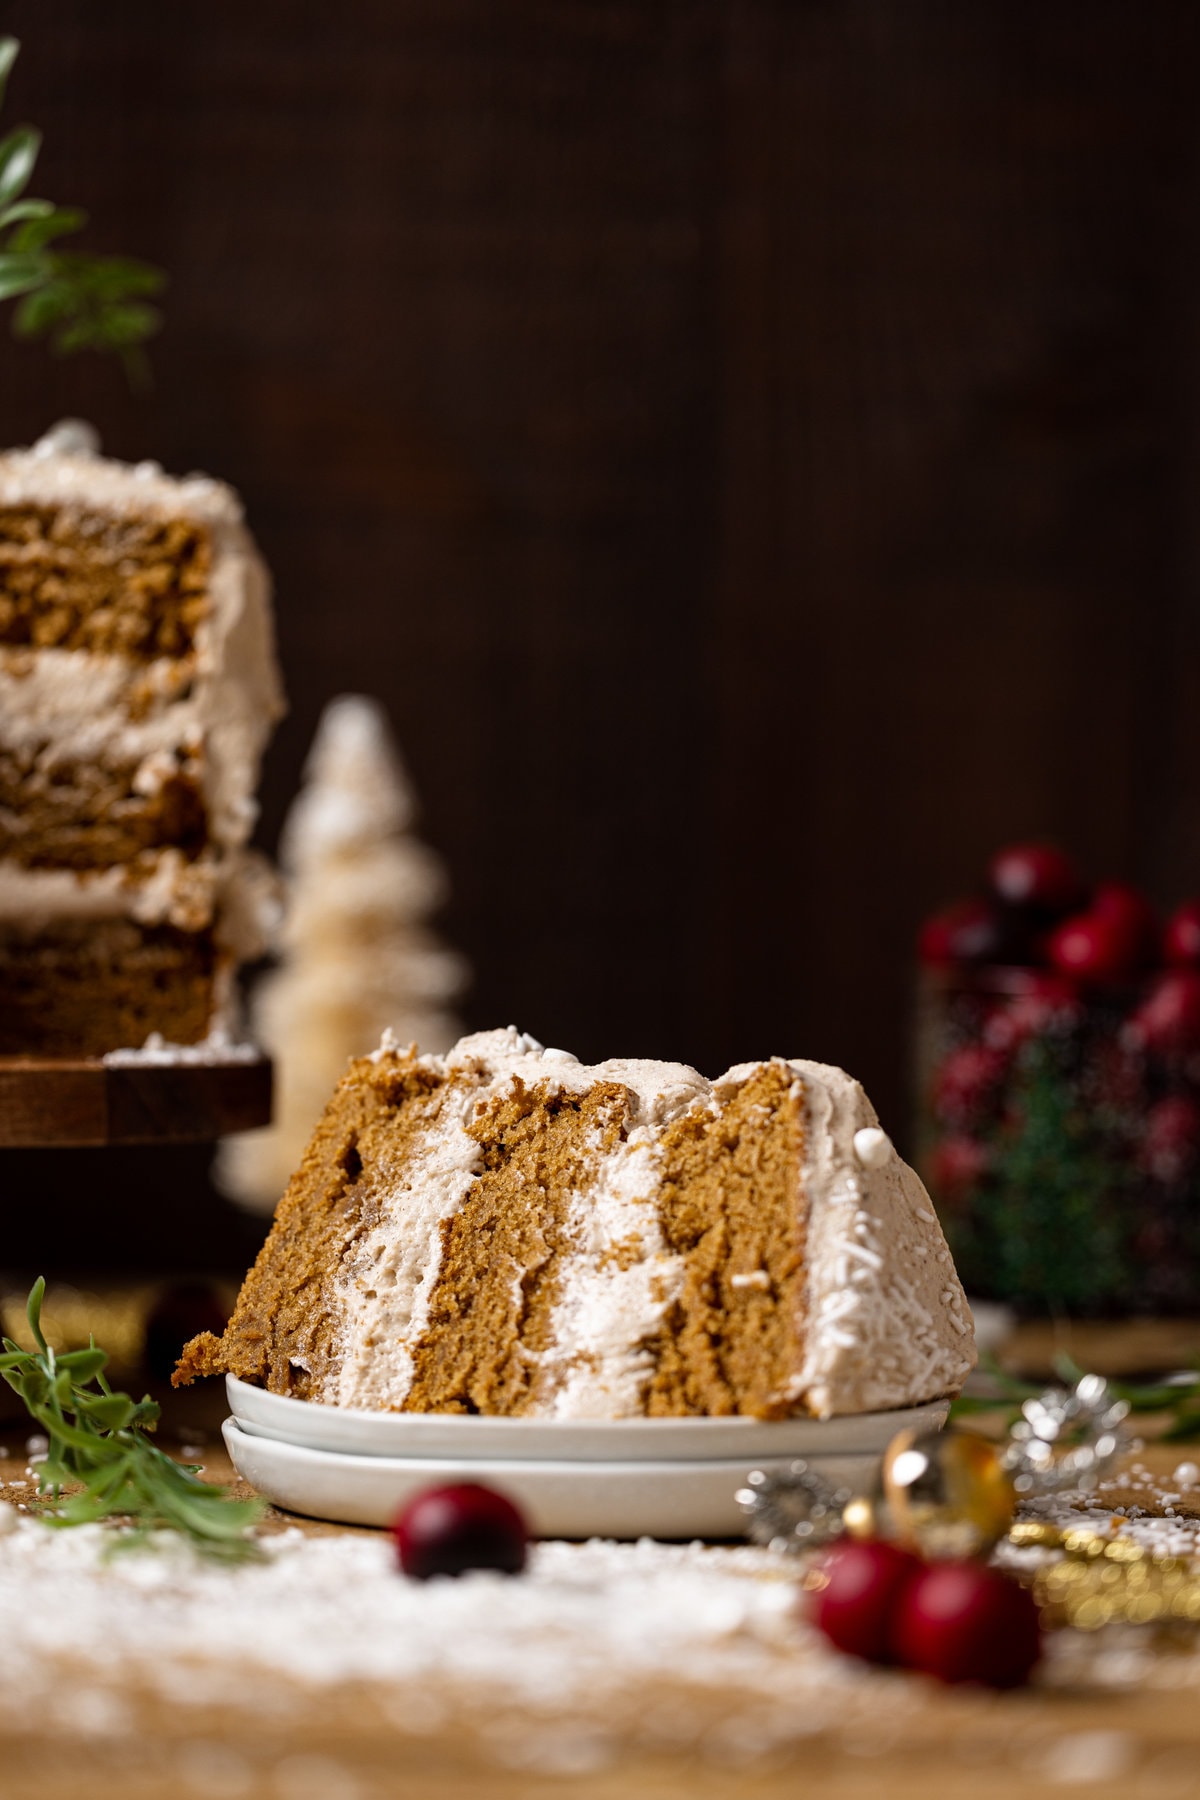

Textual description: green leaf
[0,253,45,300]
[1161,1411,1200,1444]
[93,299,162,347]
[25,1275,47,1353]
[50,315,104,355]
[0,196,54,229]
[12,278,75,336]
[54,251,165,298]
[0,39,17,118]
[81,1393,135,1431]
[3,1280,262,1560]
[0,40,166,379]
[55,1346,109,1380]
[9,205,84,253]
[0,125,40,209]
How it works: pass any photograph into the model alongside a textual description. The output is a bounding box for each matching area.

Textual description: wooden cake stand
[0,1054,273,1147]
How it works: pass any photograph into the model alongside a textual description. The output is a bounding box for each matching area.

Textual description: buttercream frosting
[0,424,285,1039]
[330,1028,975,1419]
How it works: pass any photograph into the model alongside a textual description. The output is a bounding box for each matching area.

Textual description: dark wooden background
[2,0,1198,1271]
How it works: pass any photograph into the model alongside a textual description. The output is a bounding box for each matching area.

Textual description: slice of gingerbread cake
[0,421,285,1056]
[177,1027,975,1418]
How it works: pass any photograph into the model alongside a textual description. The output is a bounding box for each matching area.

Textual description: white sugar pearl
[1172,1462,1200,1486]
[853,1127,892,1169]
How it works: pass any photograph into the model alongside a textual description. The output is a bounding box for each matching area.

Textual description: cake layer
[0,918,216,1056]
[177,1029,976,1420]
[0,502,211,658]
[0,428,285,858]
[0,747,206,869]
[0,424,286,1054]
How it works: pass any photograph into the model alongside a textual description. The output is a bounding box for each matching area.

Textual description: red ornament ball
[930,1134,989,1208]
[393,1482,529,1580]
[918,898,1007,968]
[931,1043,1006,1127]
[1091,881,1159,967]
[1140,1094,1200,1185]
[988,842,1083,917]
[889,1561,1041,1689]
[807,1538,924,1664]
[984,974,1080,1053]
[1165,900,1200,968]
[1126,970,1200,1059]
[1045,911,1138,984]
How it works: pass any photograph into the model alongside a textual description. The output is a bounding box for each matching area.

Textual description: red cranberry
[807,1538,924,1664]
[930,1136,989,1208]
[889,1561,1041,1688]
[1092,881,1159,967]
[393,1483,529,1580]
[1045,911,1139,984]
[1165,900,1200,968]
[932,1044,1006,1127]
[988,843,1084,918]
[1126,971,1200,1059]
[1139,1094,1200,1185]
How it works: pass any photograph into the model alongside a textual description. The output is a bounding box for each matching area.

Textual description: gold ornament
[841,1496,880,1541]
[881,1427,1017,1558]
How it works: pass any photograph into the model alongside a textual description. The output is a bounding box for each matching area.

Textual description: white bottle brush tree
[218,695,467,1212]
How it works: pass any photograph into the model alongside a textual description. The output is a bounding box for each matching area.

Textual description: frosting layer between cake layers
[177,1027,975,1419]
[0,422,284,1051]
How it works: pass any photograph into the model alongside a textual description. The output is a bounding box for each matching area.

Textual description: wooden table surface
[1,1422,1199,1800]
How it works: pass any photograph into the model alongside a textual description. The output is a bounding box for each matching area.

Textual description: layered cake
[177,1027,975,1418]
[0,421,284,1055]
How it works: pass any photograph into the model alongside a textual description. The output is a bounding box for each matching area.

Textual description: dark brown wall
[1,1,1198,1268]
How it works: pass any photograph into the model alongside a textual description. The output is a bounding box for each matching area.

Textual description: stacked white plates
[223,1378,949,1538]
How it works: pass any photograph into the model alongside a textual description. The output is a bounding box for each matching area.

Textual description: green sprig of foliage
[950,1349,1200,1442]
[0,39,165,382]
[0,1279,263,1560]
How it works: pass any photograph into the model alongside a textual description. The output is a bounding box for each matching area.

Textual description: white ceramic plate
[222,1416,936,1538]
[226,1376,949,1465]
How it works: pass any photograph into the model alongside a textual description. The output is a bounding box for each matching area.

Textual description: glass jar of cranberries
[915,844,1200,1316]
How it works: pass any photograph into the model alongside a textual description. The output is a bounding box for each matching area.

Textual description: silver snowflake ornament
[735,1460,852,1554]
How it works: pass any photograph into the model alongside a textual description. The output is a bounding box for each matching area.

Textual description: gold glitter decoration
[1007,1520,1069,1551]
[882,1427,1017,1557]
[0,1284,149,1378]
[1035,1537,1200,1630]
